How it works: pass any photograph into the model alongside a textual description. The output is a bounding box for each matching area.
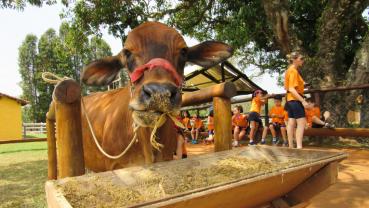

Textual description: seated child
[232,105,248,147]
[305,98,335,128]
[191,113,203,144]
[182,111,192,131]
[205,110,215,144]
[268,95,287,145]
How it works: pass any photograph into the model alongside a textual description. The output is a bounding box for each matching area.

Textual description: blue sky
[0,3,284,98]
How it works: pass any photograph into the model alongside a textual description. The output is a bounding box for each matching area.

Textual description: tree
[18,34,39,122]
[62,0,369,127]
[18,23,113,122]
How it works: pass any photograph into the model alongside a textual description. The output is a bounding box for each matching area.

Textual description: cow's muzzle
[140,82,181,112]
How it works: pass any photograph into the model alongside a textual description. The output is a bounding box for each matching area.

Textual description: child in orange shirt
[268,95,287,145]
[191,113,203,144]
[182,111,192,131]
[248,90,272,145]
[205,110,214,144]
[305,98,335,128]
[232,105,248,147]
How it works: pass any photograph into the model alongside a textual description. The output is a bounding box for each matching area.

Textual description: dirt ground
[186,143,369,208]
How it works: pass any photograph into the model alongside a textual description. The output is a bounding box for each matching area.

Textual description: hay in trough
[57,157,305,207]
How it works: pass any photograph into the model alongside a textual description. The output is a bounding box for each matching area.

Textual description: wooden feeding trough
[45,146,347,208]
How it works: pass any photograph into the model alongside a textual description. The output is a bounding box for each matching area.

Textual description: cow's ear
[81,55,123,86]
[187,41,233,68]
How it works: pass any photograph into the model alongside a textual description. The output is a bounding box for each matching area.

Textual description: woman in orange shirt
[284,51,308,149]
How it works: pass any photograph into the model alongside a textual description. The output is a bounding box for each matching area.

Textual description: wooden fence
[23,122,47,136]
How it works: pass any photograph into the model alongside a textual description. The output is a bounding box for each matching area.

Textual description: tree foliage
[61,0,369,127]
[18,22,112,122]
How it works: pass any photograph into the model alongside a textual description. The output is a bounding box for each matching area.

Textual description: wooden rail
[304,128,369,137]
[0,138,46,144]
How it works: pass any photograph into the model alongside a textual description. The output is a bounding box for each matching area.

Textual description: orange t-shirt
[182,117,191,129]
[232,114,248,127]
[269,106,285,124]
[284,65,305,101]
[192,118,203,129]
[207,116,214,130]
[305,107,321,127]
[250,97,264,113]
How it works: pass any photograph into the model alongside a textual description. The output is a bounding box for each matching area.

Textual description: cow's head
[82,22,233,127]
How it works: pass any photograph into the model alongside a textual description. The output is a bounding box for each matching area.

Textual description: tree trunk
[320,33,369,127]
[261,0,303,54]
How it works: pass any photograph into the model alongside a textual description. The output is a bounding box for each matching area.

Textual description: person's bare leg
[191,128,195,140]
[312,116,325,125]
[249,121,256,143]
[261,127,268,144]
[195,128,199,141]
[280,127,287,144]
[323,111,331,121]
[295,118,307,149]
[287,118,296,148]
[239,129,246,141]
[233,126,240,141]
[269,124,277,138]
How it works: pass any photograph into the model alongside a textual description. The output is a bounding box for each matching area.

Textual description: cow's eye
[180,48,188,58]
[123,49,132,58]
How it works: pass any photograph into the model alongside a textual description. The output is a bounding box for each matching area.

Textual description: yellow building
[0,92,28,140]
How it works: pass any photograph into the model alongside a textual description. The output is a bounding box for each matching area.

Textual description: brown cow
[81,22,233,172]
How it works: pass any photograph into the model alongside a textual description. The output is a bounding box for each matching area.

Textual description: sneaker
[249,141,256,146]
[272,138,279,145]
[232,140,239,147]
[191,140,198,144]
[283,141,288,147]
[324,123,335,129]
[260,139,266,145]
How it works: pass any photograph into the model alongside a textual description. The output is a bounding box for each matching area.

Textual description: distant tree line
[18,22,112,122]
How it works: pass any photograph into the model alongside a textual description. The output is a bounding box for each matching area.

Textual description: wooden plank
[213,97,232,151]
[0,138,46,144]
[271,198,291,208]
[181,82,236,107]
[45,181,72,208]
[304,128,369,137]
[232,83,369,104]
[286,162,338,205]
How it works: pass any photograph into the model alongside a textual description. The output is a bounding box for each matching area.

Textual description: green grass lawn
[24,133,47,139]
[0,142,48,208]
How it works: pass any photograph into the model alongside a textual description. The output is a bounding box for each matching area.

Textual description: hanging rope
[42,72,184,160]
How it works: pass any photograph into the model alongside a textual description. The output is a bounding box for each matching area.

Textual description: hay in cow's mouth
[132,110,162,128]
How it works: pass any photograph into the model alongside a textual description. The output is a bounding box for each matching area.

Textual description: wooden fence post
[46,101,57,180]
[54,79,85,178]
[213,97,232,151]
[181,82,237,152]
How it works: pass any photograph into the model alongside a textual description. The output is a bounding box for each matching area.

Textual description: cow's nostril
[141,83,180,107]
[142,84,153,98]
